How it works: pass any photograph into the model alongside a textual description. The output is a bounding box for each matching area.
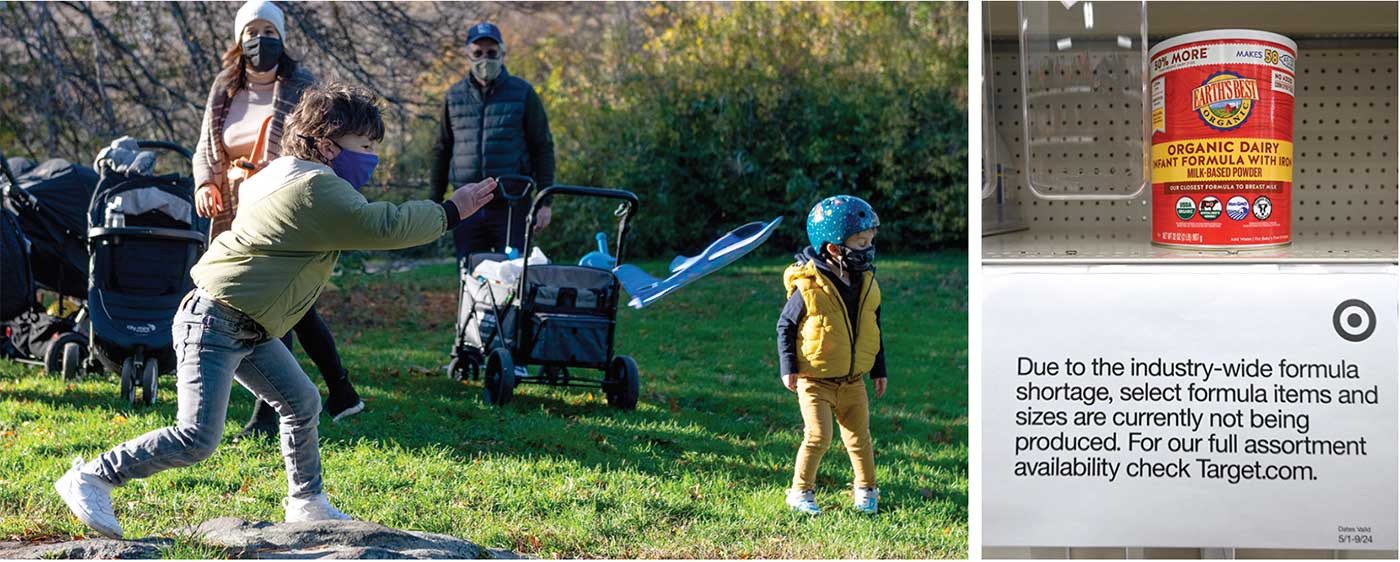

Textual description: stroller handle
[0,149,17,189]
[0,149,40,213]
[135,140,194,161]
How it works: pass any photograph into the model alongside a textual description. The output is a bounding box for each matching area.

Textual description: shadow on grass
[3,254,969,529]
[318,367,969,516]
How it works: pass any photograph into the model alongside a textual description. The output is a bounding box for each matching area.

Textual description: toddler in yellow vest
[777,195,885,515]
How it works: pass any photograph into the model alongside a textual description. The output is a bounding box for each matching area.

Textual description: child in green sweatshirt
[55,83,496,539]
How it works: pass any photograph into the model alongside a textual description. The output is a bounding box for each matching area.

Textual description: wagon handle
[1016,0,1150,201]
[514,185,639,350]
[520,185,638,272]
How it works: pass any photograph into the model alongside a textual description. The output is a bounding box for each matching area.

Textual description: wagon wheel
[604,356,639,410]
[483,348,515,406]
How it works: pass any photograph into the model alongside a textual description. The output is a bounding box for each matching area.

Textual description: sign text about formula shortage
[1010,356,1377,484]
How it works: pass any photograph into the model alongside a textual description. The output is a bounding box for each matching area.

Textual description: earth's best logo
[1191,71,1257,131]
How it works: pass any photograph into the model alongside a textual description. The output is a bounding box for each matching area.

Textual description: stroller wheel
[61,342,82,381]
[120,358,137,407]
[605,355,640,411]
[483,348,515,406]
[140,360,158,406]
[43,342,63,376]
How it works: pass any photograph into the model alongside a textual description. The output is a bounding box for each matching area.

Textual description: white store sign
[983,265,1398,550]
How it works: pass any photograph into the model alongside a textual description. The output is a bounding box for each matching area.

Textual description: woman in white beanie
[191,0,366,441]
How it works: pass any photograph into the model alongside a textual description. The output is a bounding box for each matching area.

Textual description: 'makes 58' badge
[1191,71,1258,131]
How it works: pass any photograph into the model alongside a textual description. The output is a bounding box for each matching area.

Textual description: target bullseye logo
[1333,299,1376,342]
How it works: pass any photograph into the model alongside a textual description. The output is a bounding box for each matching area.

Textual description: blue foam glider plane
[614,216,783,309]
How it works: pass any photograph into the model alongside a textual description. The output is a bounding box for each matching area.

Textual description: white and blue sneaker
[785,488,821,515]
[854,486,879,515]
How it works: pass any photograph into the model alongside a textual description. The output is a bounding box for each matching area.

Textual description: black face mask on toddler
[837,245,875,272]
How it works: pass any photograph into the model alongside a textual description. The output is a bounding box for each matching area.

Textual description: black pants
[246,305,347,423]
[277,305,347,388]
[452,204,529,268]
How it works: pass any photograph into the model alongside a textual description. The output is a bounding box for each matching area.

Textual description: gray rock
[0,537,172,559]
[186,517,513,559]
[0,518,521,559]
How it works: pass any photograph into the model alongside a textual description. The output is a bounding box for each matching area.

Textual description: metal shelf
[985,43,1398,265]
[984,225,1397,264]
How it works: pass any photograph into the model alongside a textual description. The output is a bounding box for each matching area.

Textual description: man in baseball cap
[467,21,503,45]
[430,21,557,358]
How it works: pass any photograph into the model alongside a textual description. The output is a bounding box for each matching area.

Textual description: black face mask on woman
[241,36,283,73]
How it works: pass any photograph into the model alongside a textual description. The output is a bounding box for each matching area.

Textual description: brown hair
[282,83,386,162]
[218,40,299,99]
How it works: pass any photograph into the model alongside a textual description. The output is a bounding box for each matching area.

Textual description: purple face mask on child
[328,140,379,191]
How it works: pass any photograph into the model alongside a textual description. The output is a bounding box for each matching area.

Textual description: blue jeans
[85,289,323,498]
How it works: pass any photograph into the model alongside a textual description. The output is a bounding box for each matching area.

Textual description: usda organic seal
[1175,197,1197,220]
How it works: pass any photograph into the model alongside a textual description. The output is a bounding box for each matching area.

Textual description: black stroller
[85,141,206,406]
[447,178,642,409]
[0,153,95,377]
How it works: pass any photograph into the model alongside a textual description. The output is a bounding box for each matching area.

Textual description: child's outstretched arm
[776,291,806,392]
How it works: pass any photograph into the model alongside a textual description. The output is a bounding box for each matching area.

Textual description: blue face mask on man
[327,140,379,191]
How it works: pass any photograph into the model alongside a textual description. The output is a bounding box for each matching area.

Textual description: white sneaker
[54,457,123,539]
[785,488,821,515]
[283,493,355,522]
[854,486,879,515]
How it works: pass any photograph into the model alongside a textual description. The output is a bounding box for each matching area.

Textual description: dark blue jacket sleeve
[776,290,805,376]
[870,305,886,379]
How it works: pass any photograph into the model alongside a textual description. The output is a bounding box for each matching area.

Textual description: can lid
[1149,29,1297,59]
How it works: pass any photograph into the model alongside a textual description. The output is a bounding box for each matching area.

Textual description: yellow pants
[791,375,876,490]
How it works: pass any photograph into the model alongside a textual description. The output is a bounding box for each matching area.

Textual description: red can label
[1150,31,1296,248]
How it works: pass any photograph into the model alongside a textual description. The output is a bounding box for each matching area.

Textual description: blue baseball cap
[467,22,503,46]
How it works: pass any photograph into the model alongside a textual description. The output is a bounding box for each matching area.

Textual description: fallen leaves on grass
[318,283,457,332]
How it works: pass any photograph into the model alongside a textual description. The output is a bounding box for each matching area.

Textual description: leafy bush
[415,2,967,259]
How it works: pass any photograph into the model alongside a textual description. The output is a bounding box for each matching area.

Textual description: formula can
[1149,30,1296,249]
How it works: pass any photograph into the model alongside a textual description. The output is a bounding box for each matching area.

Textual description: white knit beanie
[234,0,286,42]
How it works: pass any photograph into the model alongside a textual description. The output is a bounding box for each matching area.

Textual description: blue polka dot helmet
[805,195,880,252]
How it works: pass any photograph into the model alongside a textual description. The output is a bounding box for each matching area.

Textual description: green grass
[0,252,967,558]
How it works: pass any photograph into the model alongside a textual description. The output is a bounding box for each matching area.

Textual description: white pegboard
[985,42,1399,263]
